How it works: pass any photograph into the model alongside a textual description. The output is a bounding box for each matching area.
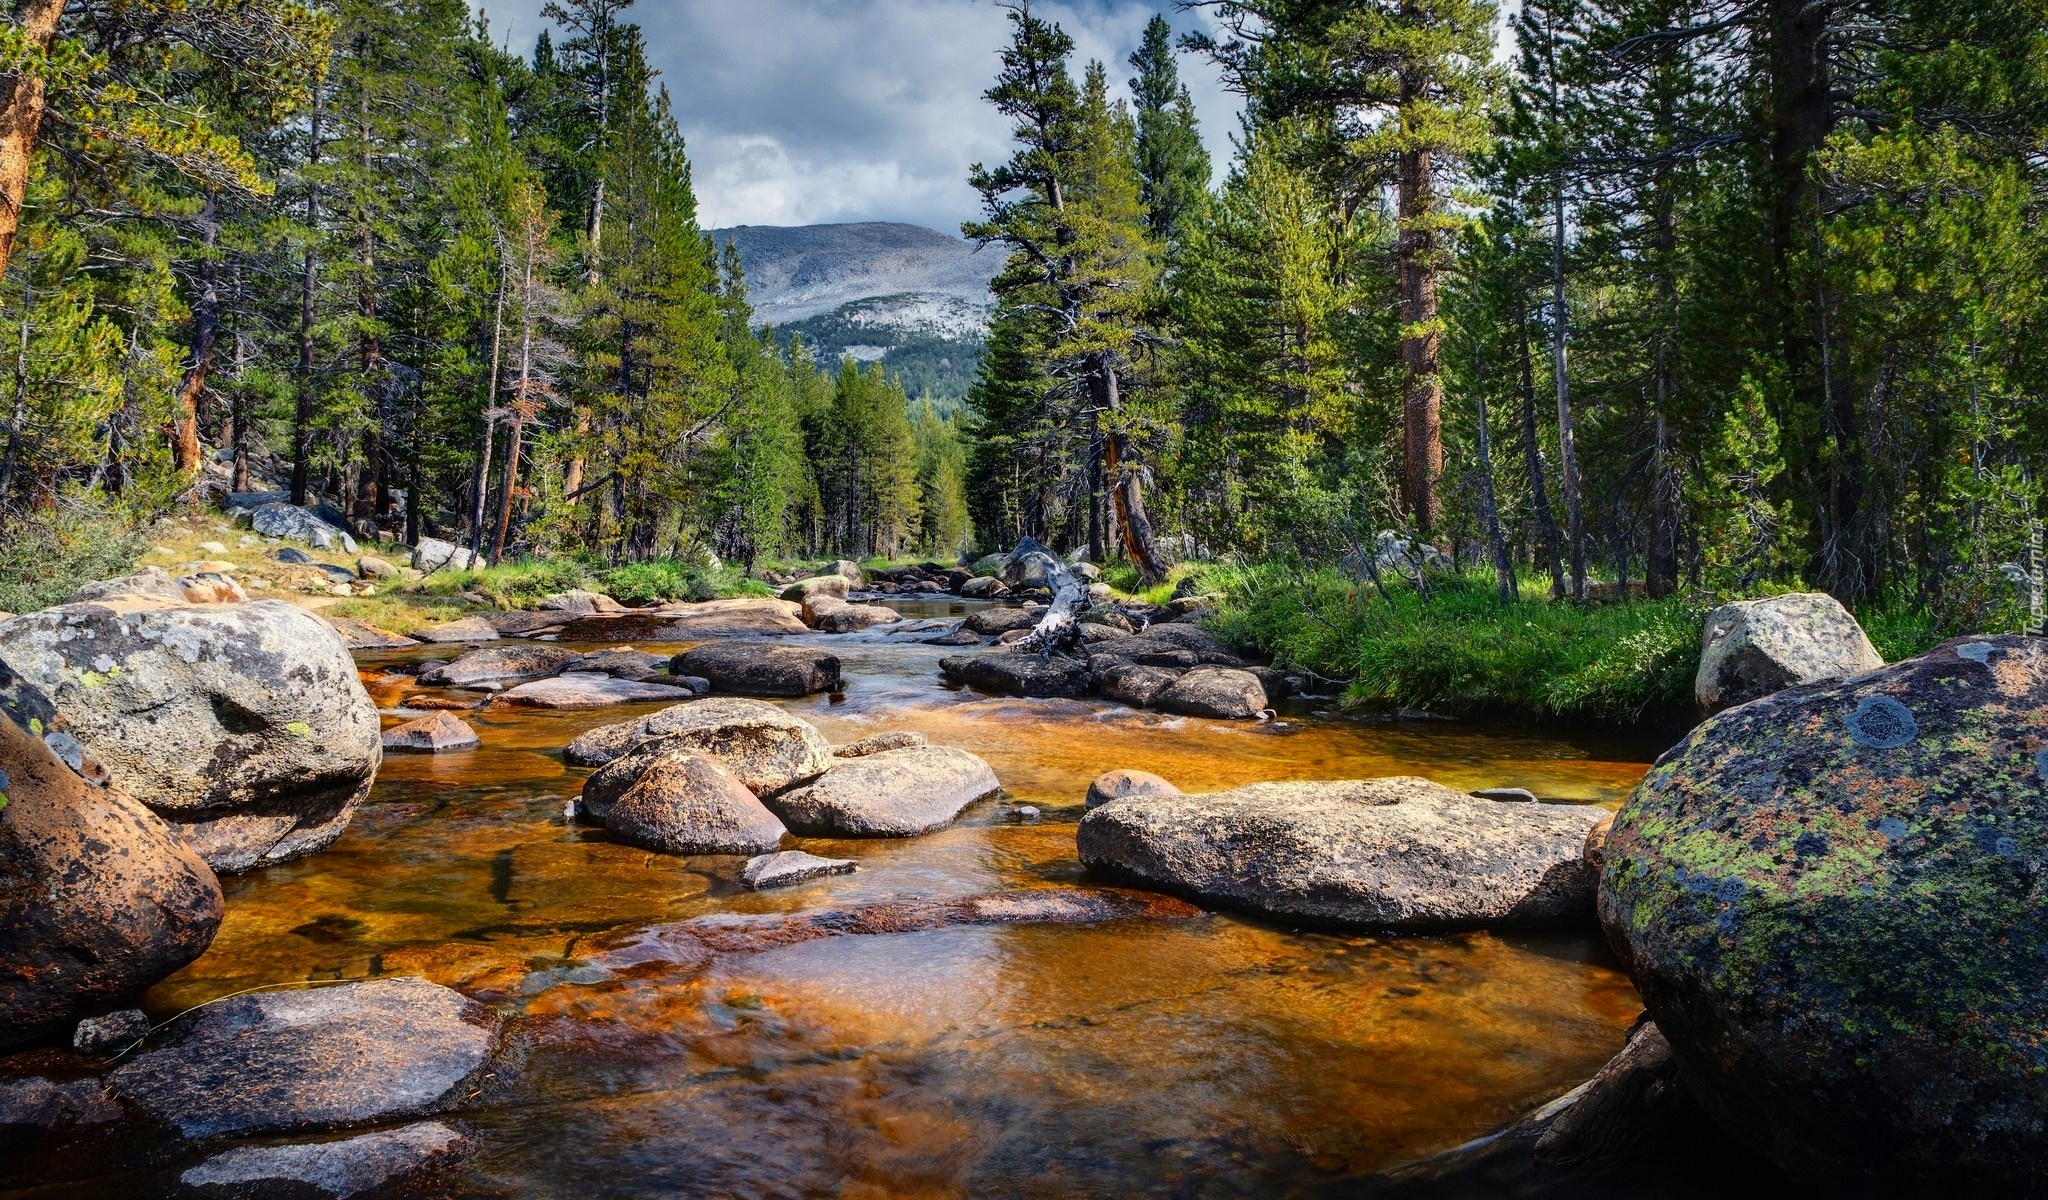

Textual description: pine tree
[1128,15,1210,249]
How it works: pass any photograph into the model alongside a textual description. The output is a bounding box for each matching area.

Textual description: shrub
[600,560,771,605]
[0,496,150,615]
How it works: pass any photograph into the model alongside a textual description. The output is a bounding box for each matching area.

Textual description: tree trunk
[0,280,31,522]
[469,257,506,558]
[1474,383,1516,604]
[0,0,65,284]
[1396,131,1442,536]
[491,417,523,565]
[1521,330,1567,600]
[1098,360,1168,585]
[1552,187,1588,602]
[291,82,325,506]
[170,192,221,475]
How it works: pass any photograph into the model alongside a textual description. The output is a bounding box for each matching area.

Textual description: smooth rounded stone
[1079,777,1606,930]
[1094,660,1182,708]
[1694,592,1884,713]
[72,1008,149,1054]
[998,536,1063,589]
[740,850,858,890]
[1599,636,2048,1189]
[409,616,500,644]
[274,547,316,565]
[0,1075,121,1131]
[417,645,578,687]
[409,537,476,573]
[672,642,840,697]
[497,673,681,709]
[1473,787,1539,803]
[825,559,864,583]
[563,696,831,794]
[0,665,223,1049]
[958,576,1007,599]
[939,652,1092,698]
[355,554,400,580]
[562,648,666,678]
[964,606,1045,636]
[180,1120,469,1199]
[802,595,903,633]
[780,574,850,603]
[922,626,982,647]
[765,745,1002,837]
[580,744,787,855]
[66,567,247,606]
[1084,768,1181,812]
[833,730,927,759]
[323,616,417,650]
[0,600,382,874]
[556,598,808,641]
[380,712,479,753]
[107,977,499,1140]
[535,589,624,615]
[249,503,356,554]
[1153,667,1269,719]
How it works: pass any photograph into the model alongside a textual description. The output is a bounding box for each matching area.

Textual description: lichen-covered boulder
[0,661,223,1049]
[1600,635,2048,1190]
[1694,592,1883,713]
[780,574,849,603]
[0,600,381,873]
[579,744,788,855]
[802,594,902,633]
[765,745,1001,837]
[1081,777,1605,930]
[563,696,831,795]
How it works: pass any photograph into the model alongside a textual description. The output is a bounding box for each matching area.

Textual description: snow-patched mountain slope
[708,222,1002,328]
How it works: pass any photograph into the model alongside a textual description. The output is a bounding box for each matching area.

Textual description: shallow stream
[14,600,1662,1198]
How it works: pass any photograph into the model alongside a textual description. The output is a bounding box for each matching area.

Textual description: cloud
[474,0,1241,233]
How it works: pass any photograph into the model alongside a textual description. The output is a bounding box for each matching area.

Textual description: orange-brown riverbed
[13,601,1661,1198]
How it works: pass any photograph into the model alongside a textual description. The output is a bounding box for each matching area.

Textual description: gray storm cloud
[475,0,1238,231]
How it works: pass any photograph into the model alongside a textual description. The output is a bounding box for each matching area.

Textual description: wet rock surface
[580,744,788,856]
[409,616,500,645]
[1153,667,1269,719]
[1084,768,1181,811]
[564,696,833,795]
[107,977,498,1140]
[766,745,1002,837]
[323,617,417,650]
[1694,592,1884,713]
[557,598,808,642]
[0,664,223,1048]
[939,651,1092,698]
[179,1120,470,1198]
[1601,636,2048,1189]
[417,645,579,686]
[380,711,479,753]
[0,600,381,873]
[673,642,841,697]
[498,673,689,709]
[1080,777,1605,930]
[740,850,858,890]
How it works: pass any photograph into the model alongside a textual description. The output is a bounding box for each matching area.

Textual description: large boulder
[1079,777,1605,930]
[780,574,850,603]
[409,616,500,645]
[766,745,1002,837]
[416,645,579,687]
[409,537,476,574]
[497,673,685,709]
[579,743,787,855]
[802,595,902,633]
[1694,592,1884,713]
[107,976,498,1140]
[563,696,831,794]
[673,642,840,697]
[939,652,1092,698]
[380,712,478,753]
[1084,768,1181,812]
[67,567,246,607]
[554,598,808,641]
[998,536,1063,590]
[535,589,623,615]
[0,662,223,1049]
[1152,666,1268,719]
[1599,636,2048,1189]
[248,503,357,553]
[964,606,1045,636]
[1094,660,1182,709]
[0,600,382,874]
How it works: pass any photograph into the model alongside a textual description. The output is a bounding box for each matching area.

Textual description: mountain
[708,222,1003,404]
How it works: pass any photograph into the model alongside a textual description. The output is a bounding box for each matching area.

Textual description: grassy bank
[1197,563,1949,729]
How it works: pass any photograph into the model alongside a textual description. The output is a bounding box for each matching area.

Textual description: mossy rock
[1599,635,2048,1189]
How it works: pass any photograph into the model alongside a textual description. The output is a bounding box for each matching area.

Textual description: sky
[474,0,1243,234]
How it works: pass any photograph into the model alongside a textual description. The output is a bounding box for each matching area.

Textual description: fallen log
[998,536,1087,655]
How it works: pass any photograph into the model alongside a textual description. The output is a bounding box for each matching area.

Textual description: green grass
[600,560,771,605]
[0,497,151,615]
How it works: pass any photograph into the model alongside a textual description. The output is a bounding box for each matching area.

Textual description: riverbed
[14,600,1661,1198]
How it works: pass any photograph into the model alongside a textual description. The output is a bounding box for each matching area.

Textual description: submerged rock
[766,745,1001,837]
[672,642,840,697]
[109,977,497,1140]
[1084,768,1181,812]
[417,645,579,687]
[939,652,1092,698]
[381,711,479,753]
[580,743,787,855]
[1600,636,2048,1189]
[0,663,223,1049]
[740,850,857,890]
[180,1120,470,1199]
[0,599,382,874]
[1694,592,1883,713]
[1079,777,1605,930]
[563,696,831,794]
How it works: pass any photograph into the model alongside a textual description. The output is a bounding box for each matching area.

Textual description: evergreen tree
[1128,14,1210,249]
